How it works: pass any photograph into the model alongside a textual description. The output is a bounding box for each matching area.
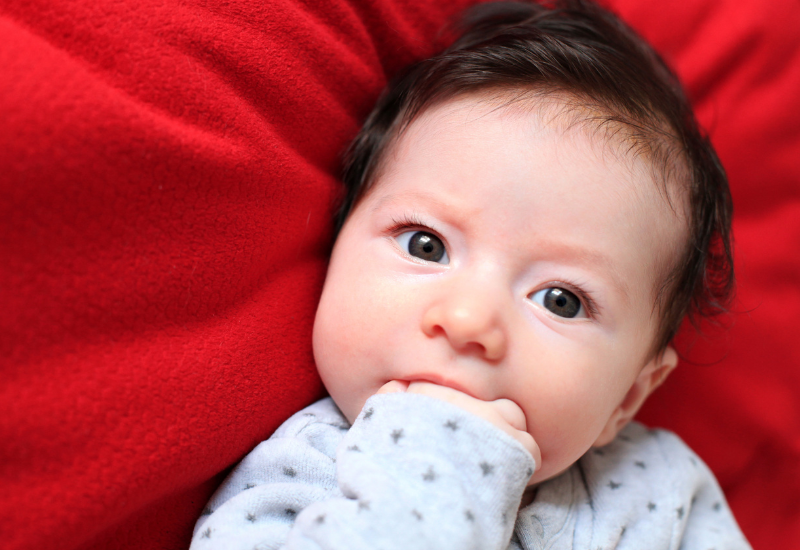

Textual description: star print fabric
[190,395,750,550]
[511,423,751,550]
[191,393,534,550]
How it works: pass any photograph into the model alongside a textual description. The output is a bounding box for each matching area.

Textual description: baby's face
[313,95,686,484]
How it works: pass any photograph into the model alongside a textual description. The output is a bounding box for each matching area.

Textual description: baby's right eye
[395,230,449,264]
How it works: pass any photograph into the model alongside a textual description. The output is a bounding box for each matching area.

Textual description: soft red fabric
[0,1,797,549]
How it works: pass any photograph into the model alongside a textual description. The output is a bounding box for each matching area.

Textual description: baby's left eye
[529,288,587,319]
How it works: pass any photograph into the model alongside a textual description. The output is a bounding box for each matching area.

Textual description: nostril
[460,341,488,357]
[426,323,447,338]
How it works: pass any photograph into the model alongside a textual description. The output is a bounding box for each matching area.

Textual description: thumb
[376,380,410,394]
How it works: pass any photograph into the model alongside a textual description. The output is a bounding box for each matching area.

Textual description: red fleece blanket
[1,1,798,549]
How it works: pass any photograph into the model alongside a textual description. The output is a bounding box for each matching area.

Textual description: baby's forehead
[393,92,689,211]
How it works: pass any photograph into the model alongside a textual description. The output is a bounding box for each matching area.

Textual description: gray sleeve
[190,398,348,549]
[191,393,535,550]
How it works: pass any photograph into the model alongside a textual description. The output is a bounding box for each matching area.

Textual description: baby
[191,1,751,548]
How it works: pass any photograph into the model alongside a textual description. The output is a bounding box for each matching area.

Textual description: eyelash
[387,213,443,239]
[386,213,600,319]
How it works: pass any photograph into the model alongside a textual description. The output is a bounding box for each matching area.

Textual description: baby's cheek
[317,362,369,424]
[314,312,386,423]
[524,357,623,476]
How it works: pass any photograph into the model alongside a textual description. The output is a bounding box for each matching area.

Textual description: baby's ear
[593,346,678,447]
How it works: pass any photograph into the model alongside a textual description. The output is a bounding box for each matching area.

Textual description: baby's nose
[421,298,507,361]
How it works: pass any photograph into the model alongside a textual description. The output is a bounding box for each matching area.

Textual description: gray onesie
[191,393,751,550]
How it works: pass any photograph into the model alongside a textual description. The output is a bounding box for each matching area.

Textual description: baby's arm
[191,393,535,550]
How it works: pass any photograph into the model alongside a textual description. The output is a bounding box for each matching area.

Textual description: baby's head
[313,0,733,484]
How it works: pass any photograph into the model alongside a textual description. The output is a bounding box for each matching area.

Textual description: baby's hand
[377,380,540,477]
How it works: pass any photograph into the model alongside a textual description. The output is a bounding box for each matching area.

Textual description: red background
[1,0,797,548]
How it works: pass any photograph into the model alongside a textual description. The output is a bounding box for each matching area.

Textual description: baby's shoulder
[577,421,715,491]
[576,422,734,532]
[586,421,707,476]
[518,424,749,548]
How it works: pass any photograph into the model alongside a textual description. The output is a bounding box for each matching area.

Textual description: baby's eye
[529,288,587,319]
[395,230,449,264]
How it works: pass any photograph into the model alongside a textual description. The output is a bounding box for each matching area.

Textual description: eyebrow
[532,240,631,303]
[370,191,452,215]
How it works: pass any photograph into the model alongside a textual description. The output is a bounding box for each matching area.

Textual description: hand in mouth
[376,379,540,481]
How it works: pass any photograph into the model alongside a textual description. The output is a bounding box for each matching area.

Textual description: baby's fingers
[491,398,527,432]
[488,399,540,477]
[376,380,410,394]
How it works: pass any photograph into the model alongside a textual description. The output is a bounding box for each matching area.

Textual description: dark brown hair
[338,0,733,355]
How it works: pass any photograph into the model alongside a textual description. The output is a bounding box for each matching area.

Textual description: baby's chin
[327,397,358,426]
